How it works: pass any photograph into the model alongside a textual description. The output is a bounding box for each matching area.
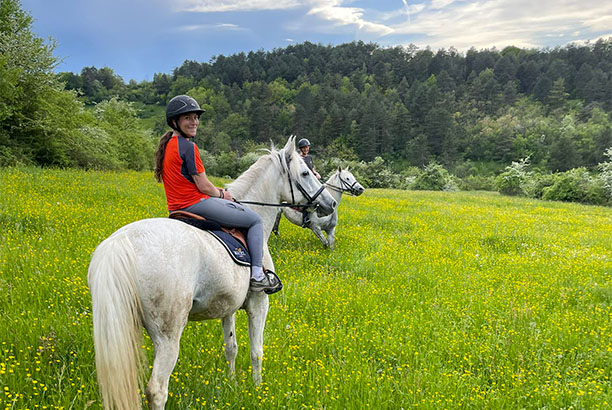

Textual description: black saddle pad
[175,218,251,266]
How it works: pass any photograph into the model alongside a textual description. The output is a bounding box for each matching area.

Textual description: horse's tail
[88,233,144,410]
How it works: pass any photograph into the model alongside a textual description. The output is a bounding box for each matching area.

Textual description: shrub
[599,147,612,198]
[495,158,532,196]
[529,173,557,199]
[211,151,239,179]
[94,98,156,170]
[541,168,608,205]
[459,175,497,191]
[319,156,400,189]
[412,162,458,191]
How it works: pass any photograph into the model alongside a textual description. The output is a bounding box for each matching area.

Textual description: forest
[1,0,611,203]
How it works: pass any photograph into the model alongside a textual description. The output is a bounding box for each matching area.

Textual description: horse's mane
[227,144,283,199]
[227,137,302,200]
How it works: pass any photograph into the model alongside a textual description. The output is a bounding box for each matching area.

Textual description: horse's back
[100,218,250,321]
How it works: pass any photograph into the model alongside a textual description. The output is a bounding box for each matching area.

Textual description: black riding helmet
[166,95,205,130]
[298,138,311,148]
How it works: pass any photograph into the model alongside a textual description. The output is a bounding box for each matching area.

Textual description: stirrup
[263,270,283,295]
[250,270,283,294]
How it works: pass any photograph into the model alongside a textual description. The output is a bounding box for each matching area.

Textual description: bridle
[235,152,325,211]
[324,171,361,196]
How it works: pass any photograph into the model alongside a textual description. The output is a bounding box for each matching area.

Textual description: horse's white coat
[282,168,364,249]
[88,136,336,410]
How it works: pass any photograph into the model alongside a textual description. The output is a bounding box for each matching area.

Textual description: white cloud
[177,0,395,37]
[173,0,612,49]
[391,0,612,51]
[178,23,244,31]
[430,0,457,10]
[176,0,301,12]
[570,33,612,46]
[307,3,394,36]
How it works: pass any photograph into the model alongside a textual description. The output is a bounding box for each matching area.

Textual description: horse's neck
[228,160,282,239]
[326,173,344,204]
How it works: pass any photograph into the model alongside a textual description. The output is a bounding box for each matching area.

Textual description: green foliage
[495,157,532,196]
[0,0,151,170]
[412,161,458,191]
[458,174,497,191]
[93,98,156,170]
[541,168,609,205]
[599,147,612,197]
[529,172,557,199]
[0,0,63,165]
[43,38,612,174]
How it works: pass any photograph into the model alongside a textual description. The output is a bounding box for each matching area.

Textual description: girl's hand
[223,189,234,202]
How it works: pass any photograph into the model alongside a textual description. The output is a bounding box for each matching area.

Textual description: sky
[21,0,612,82]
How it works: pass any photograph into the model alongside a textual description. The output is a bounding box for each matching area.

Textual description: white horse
[279,167,364,250]
[87,136,336,410]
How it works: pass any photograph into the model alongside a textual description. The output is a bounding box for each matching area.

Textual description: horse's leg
[244,293,269,385]
[221,314,237,378]
[244,246,272,385]
[310,224,329,247]
[327,226,336,250]
[144,305,190,410]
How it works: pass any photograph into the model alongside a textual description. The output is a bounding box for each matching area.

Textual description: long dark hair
[154,131,173,183]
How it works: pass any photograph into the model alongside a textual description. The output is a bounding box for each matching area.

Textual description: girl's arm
[193,172,233,201]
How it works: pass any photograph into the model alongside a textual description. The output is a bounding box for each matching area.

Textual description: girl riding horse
[154,95,282,294]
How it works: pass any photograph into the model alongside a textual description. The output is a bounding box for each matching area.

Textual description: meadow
[0,166,611,409]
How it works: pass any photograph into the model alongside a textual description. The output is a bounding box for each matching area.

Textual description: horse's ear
[338,165,342,172]
[281,136,294,170]
[285,135,296,151]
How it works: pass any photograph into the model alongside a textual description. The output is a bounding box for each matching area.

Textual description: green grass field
[1,167,611,409]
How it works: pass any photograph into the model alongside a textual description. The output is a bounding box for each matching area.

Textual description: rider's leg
[183,198,263,266]
[182,198,281,292]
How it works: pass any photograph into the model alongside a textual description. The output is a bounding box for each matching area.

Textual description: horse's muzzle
[315,198,336,217]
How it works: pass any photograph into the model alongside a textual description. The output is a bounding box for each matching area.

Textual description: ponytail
[154,131,173,183]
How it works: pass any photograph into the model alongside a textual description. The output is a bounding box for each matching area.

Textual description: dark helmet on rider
[166,95,205,129]
[297,138,311,148]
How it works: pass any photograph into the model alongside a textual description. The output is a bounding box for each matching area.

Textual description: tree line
[61,39,612,176]
[2,0,611,184]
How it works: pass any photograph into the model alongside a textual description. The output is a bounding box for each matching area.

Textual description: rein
[234,200,311,208]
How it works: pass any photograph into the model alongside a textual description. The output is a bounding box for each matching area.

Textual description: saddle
[169,211,251,266]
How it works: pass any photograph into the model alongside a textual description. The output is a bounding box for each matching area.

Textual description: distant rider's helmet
[166,95,205,129]
[297,138,311,148]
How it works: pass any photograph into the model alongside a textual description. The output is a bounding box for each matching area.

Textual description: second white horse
[279,167,364,250]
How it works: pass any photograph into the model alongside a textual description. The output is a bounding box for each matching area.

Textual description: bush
[319,156,400,189]
[541,168,608,205]
[599,147,612,198]
[412,162,458,191]
[459,175,497,191]
[94,98,155,171]
[495,158,532,196]
[529,173,557,199]
[209,151,239,179]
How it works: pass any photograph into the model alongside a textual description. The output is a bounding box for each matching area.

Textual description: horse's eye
[302,171,309,177]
